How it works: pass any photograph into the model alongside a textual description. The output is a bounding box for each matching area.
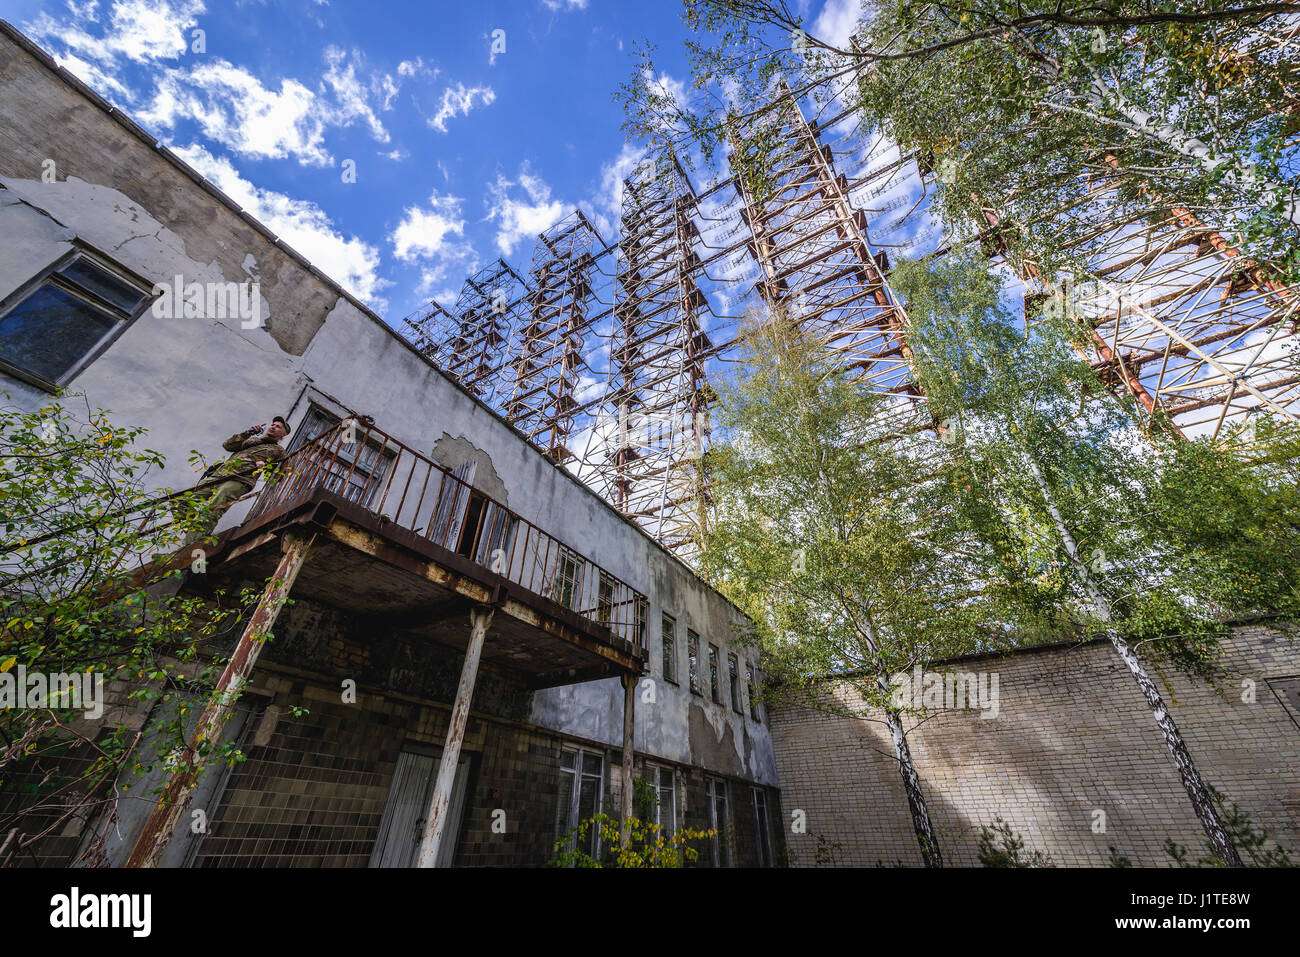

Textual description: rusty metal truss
[403,258,529,409]
[400,84,1300,561]
[595,153,712,554]
[507,211,603,463]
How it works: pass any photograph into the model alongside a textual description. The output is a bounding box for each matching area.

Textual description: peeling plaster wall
[0,28,779,790]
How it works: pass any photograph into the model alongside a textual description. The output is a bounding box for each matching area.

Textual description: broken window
[747,667,761,723]
[287,406,395,509]
[556,747,604,862]
[661,615,677,684]
[708,644,720,704]
[728,653,741,714]
[0,251,149,391]
[687,630,701,696]
[596,572,616,629]
[553,547,583,611]
[633,595,648,647]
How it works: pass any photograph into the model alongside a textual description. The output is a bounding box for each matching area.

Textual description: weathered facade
[0,21,781,868]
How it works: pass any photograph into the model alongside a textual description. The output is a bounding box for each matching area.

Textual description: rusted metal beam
[418,605,494,867]
[124,530,315,868]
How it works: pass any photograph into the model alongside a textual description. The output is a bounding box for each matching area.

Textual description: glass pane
[578,777,600,857]
[560,750,575,770]
[581,753,602,776]
[0,284,117,383]
[555,772,575,842]
[58,259,146,313]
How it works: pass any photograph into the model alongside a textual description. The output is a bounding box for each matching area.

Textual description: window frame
[0,246,154,393]
[728,653,742,714]
[751,787,773,868]
[556,745,605,862]
[708,777,731,868]
[661,614,678,685]
[687,630,701,696]
[642,764,677,840]
[708,643,721,704]
[286,405,397,509]
[553,546,583,611]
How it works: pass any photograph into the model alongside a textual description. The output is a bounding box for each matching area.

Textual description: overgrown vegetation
[0,392,263,866]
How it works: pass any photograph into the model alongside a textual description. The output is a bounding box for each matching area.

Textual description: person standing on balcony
[179,416,291,548]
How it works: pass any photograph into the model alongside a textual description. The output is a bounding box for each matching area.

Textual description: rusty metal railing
[247,419,647,649]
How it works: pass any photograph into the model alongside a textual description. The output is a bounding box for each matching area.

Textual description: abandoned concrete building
[2,19,1298,868]
[0,22,781,868]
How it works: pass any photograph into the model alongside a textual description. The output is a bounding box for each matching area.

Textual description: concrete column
[418,605,493,867]
[125,530,315,868]
[620,672,636,848]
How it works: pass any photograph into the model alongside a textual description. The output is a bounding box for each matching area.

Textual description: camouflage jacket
[215,431,287,486]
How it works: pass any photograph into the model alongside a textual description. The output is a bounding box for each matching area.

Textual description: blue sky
[0,0,865,322]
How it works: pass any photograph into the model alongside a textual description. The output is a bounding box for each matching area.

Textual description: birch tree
[894,252,1300,867]
[699,312,1002,867]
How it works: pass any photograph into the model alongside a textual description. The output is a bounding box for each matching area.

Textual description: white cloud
[27,0,202,68]
[392,193,480,302]
[429,83,496,133]
[142,61,335,166]
[391,192,467,262]
[541,0,588,10]
[484,163,567,255]
[322,46,394,141]
[172,143,386,305]
[397,56,439,80]
[812,0,863,48]
[28,2,413,167]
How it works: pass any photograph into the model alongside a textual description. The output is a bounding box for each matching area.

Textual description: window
[556,747,604,861]
[597,573,616,629]
[661,615,678,684]
[752,788,773,868]
[288,406,396,509]
[708,778,731,868]
[687,630,701,696]
[747,667,761,723]
[633,595,648,647]
[0,252,150,391]
[642,765,676,840]
[554,548,583,611]
[728,654,742,714]
[708,644,720,704]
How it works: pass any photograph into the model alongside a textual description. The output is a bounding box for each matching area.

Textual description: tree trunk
[852,603,945,867]
[878,674,944,867]
[1022,451,1243,866]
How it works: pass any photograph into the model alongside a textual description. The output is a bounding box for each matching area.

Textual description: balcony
[207,419,648,688]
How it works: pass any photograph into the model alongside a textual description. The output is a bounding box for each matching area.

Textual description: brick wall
[768,623,1300,867]
[188,667,781,867]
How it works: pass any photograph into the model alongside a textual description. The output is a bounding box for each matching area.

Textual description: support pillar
[620,672,636,848]
[418,605,493,867]
[125,530,314,868]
